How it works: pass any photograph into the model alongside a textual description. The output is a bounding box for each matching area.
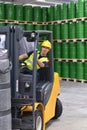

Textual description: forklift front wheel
[35,107,43,130]
[53,98,63,119]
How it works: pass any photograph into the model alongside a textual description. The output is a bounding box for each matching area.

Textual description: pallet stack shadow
[0,49,11,130]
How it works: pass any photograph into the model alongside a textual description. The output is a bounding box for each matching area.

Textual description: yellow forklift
[0,26,62,130]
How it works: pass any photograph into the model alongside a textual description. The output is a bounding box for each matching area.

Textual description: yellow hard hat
[41,40,52,49]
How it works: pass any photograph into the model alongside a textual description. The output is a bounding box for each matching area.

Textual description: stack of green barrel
[53,42,61,58]
[23,5,34,30]
[5,2,15,20]
[60,3,67,20]
[75,21,84,38]
[68,42,76,59]
[54,61,61,76]
[76,42,85,59]
[61,42,68,58]
[53,24,60,40]
[76,0,85,18]
[60,23,68,39]
[0,2,5,26]
[33,6,42,22]
[84,0,87,17]
[47,6,54,21]
[67,2,75,19]
[68,22,75,39]
[53,5,60,20]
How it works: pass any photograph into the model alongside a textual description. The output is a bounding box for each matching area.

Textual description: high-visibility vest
[24,51,49,70]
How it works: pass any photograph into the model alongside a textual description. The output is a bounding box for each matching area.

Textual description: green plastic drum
[47,6,54,21]
[25,24,34,30]
[42,7,47,22]
[84,0,87,17]
[15,4,23,20]
[67,2,75,19]
[33,6,42,22]
[53,42,61,58]
[23,5,33,21]
[68,22,75,39]
[60,23,68,39]
[53,24,60,40]
[53,4,60,20]
[0,23,5,26]
[18,24,25,29]
[68,42,76,59]
[76,62,84,79]
[84,62,87,80]
[5,2,15,20]
[76,42,85,59]
[61,62,69,78]
[75,21,84,38]
[54,61,61,76]
[76,0,84,18]
[0,2,4,19]
[60,3,67,20]
[61,42,68,58]
[34,25,42,30]
[85,42,87,59]
[69,62,76,78]
[47,24,53,31]
[84,21,87,38]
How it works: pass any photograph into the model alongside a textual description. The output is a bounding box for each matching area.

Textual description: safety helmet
[41,40,52,49]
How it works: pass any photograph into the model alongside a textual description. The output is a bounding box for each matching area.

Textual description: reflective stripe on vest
[24,51,49,70]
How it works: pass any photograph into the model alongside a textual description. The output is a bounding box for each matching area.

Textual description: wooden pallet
[54,58,87,62]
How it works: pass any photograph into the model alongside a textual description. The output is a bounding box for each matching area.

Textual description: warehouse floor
[46,81,87,130]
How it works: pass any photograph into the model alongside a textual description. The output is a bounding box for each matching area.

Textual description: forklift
[0,26,62,130]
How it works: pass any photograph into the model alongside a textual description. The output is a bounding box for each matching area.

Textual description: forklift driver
[19,40,52,79]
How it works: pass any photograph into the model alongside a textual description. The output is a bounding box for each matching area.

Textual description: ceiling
[2,0,78,6]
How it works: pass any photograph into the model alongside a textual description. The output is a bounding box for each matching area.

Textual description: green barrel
[53,24,60,40]
[47,6,54,21]
[84,0,87,17]
[85,42,87,59]
[84,21,87,38]
[76,42,85,59]
[53,42,61,58]
[76,0,85,18]
[69,62,76,78]
[84,62,87,80]
[25,24,34,30]
[42,7,47,22]
[68,42,76,58]
[0,2,4,19]
[54,61,61,76]
[53,4,60,20]
[23,5,33,22]
[67,2,75,19]
[61,62,69,78]
[5,2,15,20]
[60,23,68,39]
[60,3,67,20]
[15,4,23,20]
[34,25,42,30]
[75,21,84,38]
[0,23,5,26]
[76,62,84,79]
[68,22,75,39]
[47,24,53,31]
[33,6,42,22]
[61,42,68,58]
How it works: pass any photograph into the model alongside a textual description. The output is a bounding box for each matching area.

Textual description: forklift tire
[35,107,43,130]
[53,98,63,119]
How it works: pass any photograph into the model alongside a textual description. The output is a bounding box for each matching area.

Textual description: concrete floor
[46,81,87,130]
